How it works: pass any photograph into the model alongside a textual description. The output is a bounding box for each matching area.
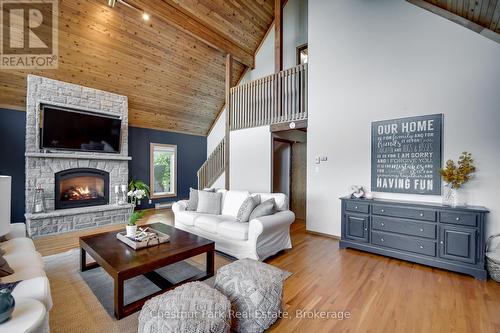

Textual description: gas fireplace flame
[63,185,101,201]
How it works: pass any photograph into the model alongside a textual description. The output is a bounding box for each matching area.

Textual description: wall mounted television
[40,104,122,153]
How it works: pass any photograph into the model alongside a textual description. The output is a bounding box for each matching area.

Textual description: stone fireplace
[25,75,133,237]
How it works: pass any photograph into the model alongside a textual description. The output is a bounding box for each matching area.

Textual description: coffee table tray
[117,229,170,250]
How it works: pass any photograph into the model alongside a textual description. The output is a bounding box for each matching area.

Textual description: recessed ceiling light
[142,12,150,21]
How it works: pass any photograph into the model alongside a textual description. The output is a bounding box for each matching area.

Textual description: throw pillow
[249,198,276,221]
[197,191,222,215]
[186,188,198,211]
[236,195,261,223]
[0,256,14,278]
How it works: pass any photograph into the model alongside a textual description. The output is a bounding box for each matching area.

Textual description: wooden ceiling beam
[127,0,255,68]
[275,0,283,73]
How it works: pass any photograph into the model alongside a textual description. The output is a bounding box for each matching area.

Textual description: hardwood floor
[34,209,500,332]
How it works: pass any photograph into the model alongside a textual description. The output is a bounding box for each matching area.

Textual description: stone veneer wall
[25,75,133,237]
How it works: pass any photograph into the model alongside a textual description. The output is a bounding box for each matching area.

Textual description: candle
[35,203,42,213]
[114,185,119,194]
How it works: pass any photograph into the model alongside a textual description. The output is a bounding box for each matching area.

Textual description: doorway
[272,127,307,221]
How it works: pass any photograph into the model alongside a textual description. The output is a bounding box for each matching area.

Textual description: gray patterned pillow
[236,195,261,223]
[186,188,198,211]
[249,198,276,221]
[197,191,222,215]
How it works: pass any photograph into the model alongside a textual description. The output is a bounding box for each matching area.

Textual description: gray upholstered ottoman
[138,281,231,333]
[214,259,287,333]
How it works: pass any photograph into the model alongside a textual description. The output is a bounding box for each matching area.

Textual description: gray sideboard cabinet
[339,197,489,280]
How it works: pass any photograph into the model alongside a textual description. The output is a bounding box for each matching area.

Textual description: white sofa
[2,223,52,331]
[172,190,295,260]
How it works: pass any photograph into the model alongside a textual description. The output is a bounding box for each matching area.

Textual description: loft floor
[34,210,500,332]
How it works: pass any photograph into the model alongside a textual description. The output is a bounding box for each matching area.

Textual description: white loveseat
[172,190,295,260]
[2,223,52,331]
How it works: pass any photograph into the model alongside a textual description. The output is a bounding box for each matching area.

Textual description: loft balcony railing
[230,63,307,130]
[197,64,308,189]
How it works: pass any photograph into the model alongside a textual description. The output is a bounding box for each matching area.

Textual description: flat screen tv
[40,105,122,153]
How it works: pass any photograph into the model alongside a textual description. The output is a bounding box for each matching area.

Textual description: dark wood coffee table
[79,223,215,319]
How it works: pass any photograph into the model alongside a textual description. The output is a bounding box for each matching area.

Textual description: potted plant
[126,211,145,238]
[439,152,476,207]
[126,180,150,238]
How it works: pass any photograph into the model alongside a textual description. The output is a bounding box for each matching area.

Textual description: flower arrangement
[439,152,476,189]
[128,179,150,206]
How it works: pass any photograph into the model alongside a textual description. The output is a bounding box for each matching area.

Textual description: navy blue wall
[0,108,206,220]
[0,109,26,223]
[128,126,206,210]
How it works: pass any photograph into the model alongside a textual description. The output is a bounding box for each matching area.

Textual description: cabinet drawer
[372,216,436,239]
[345,201,370,214]
[439,212,477,227]
[372,204,436,222]
[372,231,436,257]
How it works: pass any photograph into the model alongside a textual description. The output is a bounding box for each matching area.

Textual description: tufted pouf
[214,258,287,333]
[138,281,231,333]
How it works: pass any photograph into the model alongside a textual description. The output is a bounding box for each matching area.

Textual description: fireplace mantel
[26,152,132,161]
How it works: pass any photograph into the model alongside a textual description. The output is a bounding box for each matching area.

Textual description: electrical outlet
[320,156,328,162]
[315,157,321,164]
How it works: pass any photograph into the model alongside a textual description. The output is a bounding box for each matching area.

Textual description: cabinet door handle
[355,206,358,209]
[419,228,424,232]
[456,217,460,221]
[381,238,384,242]
[364,228,368,231]
[381,209,385,213]
[419,213,424,217]
[381,223,385,226]
[440,241,444,245]
[419,245,424,249]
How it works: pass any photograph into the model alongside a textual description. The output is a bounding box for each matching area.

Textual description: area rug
[43,249,291,333]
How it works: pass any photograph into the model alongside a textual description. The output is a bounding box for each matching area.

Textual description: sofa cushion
[221,191,250,217]
[253,193,288,211]
[197,191,222,215]
[217,221,249,241]
[176,211,221,227]
[12,276,53,310]
[2,252,46,283]
[0,237,36,255]
[194,215,225,234]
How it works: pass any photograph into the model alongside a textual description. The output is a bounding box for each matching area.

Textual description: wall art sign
[371,114,443,195]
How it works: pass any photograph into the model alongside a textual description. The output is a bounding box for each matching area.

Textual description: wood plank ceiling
[0,0,275,136]
[423,0,500,33]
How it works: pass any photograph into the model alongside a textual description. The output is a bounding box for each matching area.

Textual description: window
[296,43,308,65]
[150,143,177,198]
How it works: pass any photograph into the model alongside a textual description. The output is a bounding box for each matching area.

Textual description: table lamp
[0,176,11,237]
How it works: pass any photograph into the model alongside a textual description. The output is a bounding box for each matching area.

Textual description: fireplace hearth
[55,168,109,210]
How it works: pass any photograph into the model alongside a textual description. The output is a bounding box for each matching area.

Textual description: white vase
[126,225,137,238]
